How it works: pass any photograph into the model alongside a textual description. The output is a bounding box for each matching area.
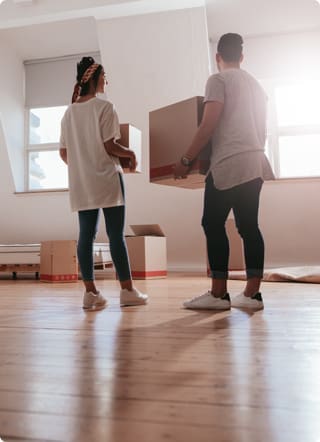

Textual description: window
[24,52,101,191]
[27,106,68,190]
[264,80,320,179]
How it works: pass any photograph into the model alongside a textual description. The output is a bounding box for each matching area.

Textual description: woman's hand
[128,150,137,172]
[104,140,137,171]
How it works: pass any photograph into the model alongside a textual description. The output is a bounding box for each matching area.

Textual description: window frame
[25,105,68,191]
[263,79,320,180]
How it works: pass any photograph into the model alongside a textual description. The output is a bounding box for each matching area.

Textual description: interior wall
[97,6,211,271]
[0,7,211,271]
[0,35,79,244]
[244,31,320,267]
[1,18,319,270]
[243,30,320,81]
[0,33,25,192]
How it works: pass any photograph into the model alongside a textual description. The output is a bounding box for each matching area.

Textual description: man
[174,33,274,310]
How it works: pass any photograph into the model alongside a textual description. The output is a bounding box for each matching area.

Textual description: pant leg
[201,173,233,279]
[102,174,131,282]
[232,178,264,279]
[78,209,100,281]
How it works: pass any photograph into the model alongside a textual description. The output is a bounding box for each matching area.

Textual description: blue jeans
[202,173,264,280]
[77,174,131,282]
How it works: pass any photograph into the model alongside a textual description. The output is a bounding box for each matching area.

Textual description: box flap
[130,224,165,237]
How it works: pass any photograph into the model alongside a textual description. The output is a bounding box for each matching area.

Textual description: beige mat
[229,266,320,283]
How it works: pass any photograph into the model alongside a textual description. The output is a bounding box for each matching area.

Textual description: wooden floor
[0,273,320,442]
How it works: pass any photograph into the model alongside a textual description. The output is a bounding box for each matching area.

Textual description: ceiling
[1,0,320,60]
[205,0,320,42]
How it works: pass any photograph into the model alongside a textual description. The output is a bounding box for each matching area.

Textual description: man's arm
[59,148,67,164]
[174,100,223,178]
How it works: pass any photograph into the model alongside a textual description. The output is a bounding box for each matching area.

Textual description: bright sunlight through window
[27,106,68,190]
[265,80,320,178]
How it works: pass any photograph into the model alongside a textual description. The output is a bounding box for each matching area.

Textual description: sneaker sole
[183,304,231,310]
[83,301,107,311]
[232,303,264,310]
[120,299,148,307]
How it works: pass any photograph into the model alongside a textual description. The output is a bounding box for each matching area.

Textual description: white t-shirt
[204,68,274,189]
[60,97,124,212]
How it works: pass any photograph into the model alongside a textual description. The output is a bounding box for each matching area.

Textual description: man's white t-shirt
[204,68,274,189]
[60,97,124,212]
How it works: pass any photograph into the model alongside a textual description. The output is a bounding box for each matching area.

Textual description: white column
[96,7,211,271]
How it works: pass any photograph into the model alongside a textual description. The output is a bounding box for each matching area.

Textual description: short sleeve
[60,113,67,149]
[204,74,225,104]
[100,102,121,143]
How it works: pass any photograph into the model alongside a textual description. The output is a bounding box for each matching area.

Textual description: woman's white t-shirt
[60,97,124,212]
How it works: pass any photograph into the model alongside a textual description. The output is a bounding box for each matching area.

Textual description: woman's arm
[104,139,137,171]
[59,148,68,165]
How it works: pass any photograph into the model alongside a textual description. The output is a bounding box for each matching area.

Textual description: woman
[60,56,148,311]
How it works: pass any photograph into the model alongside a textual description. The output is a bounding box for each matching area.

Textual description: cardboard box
[40,240,78,282]
[126,225,167,279]
[149,96,211,189]
[119,124,142,173]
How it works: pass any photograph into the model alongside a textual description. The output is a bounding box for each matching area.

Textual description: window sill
[267,176,320,184]
[15,188,69,195]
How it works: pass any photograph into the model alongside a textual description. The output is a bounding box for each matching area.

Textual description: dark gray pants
[202,173,264,279]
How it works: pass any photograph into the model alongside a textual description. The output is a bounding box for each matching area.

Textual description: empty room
[0,0,320,441]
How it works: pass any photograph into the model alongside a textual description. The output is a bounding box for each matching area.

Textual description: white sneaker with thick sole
[183,291,231,310]
[120,288,148,306]
[83,291,107,311]
[232,292,264,310]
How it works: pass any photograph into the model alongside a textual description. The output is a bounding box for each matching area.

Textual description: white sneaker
[83,291,107,311]
[183,291,231,310]
[232,292,264,310]
[120,288,148,306]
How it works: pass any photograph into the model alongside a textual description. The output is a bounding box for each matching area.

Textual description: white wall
[245,31,320,267]
[0,32,78,244]
[1,18,319,270]
[244,30,320,81]
[0,33,25,192]
[97,7,210,270]
[0,7,211,271]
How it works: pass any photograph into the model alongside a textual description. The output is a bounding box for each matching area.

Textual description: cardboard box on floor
[119,124,142,173]
[40,240,78,282]
[126,225,167,279]
[149,96,211,189]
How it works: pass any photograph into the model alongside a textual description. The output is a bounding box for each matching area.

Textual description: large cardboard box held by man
[40,240,78,282]
[149,96,211,189]
[126,225,167,279]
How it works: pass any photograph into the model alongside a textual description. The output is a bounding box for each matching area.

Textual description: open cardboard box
[126,224,167,279]
[119,124,142,173]
[149,96,211,189]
